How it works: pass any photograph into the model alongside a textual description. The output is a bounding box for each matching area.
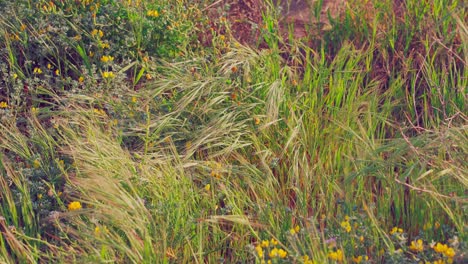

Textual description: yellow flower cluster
[328,249,344,262]
[210,162,222,178]
[352,255,368,263]
[409,239,424,252]
[303,255,317,264]
[289,225,300,235]
[341,216,351,233]
[100,55,114,63]
[269,247,287,258]
[255,238,287,261]
[0,101,8,108]
[433,242,455,258]
[68,201,82,211]
[147,10,159,17]
[389,226,403,235]
[91,29,104,38]
[101,71,115,79]
[33,67,43,74]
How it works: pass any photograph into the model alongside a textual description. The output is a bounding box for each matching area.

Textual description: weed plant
[0,0,466,263]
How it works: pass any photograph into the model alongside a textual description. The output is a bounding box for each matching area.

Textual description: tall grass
[0,0,466,263]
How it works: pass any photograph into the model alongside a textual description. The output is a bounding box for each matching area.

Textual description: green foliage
[0,0,466,263]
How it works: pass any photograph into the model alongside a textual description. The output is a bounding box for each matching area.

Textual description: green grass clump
[0,0,466,263]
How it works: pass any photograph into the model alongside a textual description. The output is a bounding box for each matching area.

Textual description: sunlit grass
[0,0,466,263]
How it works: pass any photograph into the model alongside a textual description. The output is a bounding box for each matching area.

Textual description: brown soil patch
[201,0,346,46]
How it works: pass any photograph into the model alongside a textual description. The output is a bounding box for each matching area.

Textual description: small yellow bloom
[434,222,440,230]
[433,243,448,254]
[277,248,287,258]
[289,225,300,235]
[78,76,84,83]
[328,249,344,262]
[99,42,110,49]
[68,201,82,211]
[270,238,278,246]
[341,220,351,233]
[91,29,104,38]
[145,73,152,80]
[13,73,18,79]
[255,245,263,258]
[55,69,60,76]
[37,193,43,199]
[131,96,137,103]
[33,67,43,74]
[101,71,115,79]
[0,101,8,108]
[359,236,364,243]
[100,55,114,63]
[352,255,363,263]
[390,227,403,235]
[253,117,260,125]
[261,240,269,248]
[147,10,159,17]
[204,184,210,191]
[444,247,455,258]
[433,260,445,264]
[33,159,40,169]
[409,239,424,252]
[47,63,52,69]
[269,248,278,258]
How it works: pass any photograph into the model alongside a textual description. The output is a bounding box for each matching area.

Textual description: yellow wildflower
[78,76,84,83]
[147,10,159,17]
[13,73,18,79]
[270,238,278,246]
[269,248,278,258]
[277,248,287,258]
[145,73,152,80]
[99,42,110,49]
[290,225,300,235]
[341,219,351,233]
[352,255,363,263]
[390,227,403,235]
[47,63,52,69]
[204,184,210,191]
[433,260,445,264]
[131,96,137,103]
[0,101,8,108]
[255,245,263,258]
[100,55,114,63]
[328,249,344,262]
[434,222,440,230]
[33,67,43,74]
[101,71,115,79]
[55,69,60,76]
[253,117,260,125]
[444,247,455,258]
[33,159,41,169]
[433,243,449,254]
[68,201,82,211]
[409,239,424,252]
[261,240,269,248]
[37,193,43,200]
[359,236,364,243]
[91,29,104,38]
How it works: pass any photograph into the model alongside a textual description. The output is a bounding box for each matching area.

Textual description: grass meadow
[0,0,466,263]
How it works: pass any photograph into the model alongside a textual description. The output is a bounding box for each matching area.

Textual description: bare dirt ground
[202,0,346,46]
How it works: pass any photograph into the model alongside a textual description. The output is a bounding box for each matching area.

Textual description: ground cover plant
[0,0,466,263]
